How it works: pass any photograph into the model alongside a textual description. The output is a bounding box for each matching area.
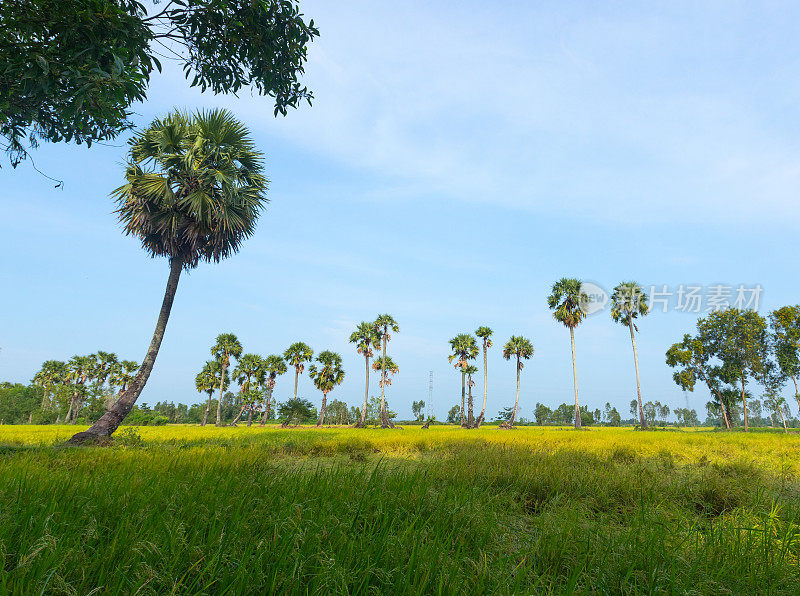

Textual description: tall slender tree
[373,355,399,421]
[260,355,287,425]
[68,109,267,443]
[610,282,650,430]
[212,333,243,426]
[231,353,264,426]
[66,355,94,424]
[350,321,381,428]
[374,314,399,428]
[547,278,589,429]
[448,333,478,427]
[501,336,534,428]
[284,342,314,403]
[32,360,67,411]
[474,326,493,428]
[196,360,226,427]
[309,351,346,426]
[465,364,478,426]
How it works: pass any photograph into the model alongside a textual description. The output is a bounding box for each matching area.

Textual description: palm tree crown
[448,333,479,369]
[283,342,314,372]
[262,355,288,385]
[373,356,399,386]
[547,278,589,328]
[114,109,268,269]
[350,321,380,357]
[475,326,493,348]
[212,333,243,364]
[611,282,649,328]
[309,351,346,394]
[502,336,534,366]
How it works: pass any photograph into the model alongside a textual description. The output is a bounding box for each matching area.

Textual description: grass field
[2,425,800,594]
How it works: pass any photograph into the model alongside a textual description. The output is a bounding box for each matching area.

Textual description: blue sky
[2,1,800,420]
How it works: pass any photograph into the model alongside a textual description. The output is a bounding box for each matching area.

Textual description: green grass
[2,425,800,594]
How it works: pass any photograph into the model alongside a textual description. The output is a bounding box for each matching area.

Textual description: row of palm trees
[448,279,650,430]
[33,353,138,423]
[196,315,402,429]
[196,335,349,427]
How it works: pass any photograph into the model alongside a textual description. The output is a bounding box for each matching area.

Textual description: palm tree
[501,336,534,427]
[211,333,243,426]
[259,355,287,426]
[547,278,589,429]
[231,353,264,426]
[309,351,346,426]
[93,351,119,410]
[111,360,140,393]
[284,342,314,403]
[350,321,381,428]
[448,333,479,427]
[66,355,94,424]
[33,360,67,411]
[611,281,650,430]
[373,355,399,418]
[68,109,267,443]
[465,363,479,426]
[196,360,226,427]
[474,326,493,428]
[374,314,400,428]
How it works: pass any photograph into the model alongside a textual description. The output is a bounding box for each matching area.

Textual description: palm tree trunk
[68,257,182,443]
[293,368,299,400]
[476,344,488,428]
[509,355,520,426]
[202,391,212,426]
[317,392,328,426]
[571,327,581,429]
[467,379,474,427]
[379,330,392,428]
[792,375,799,416]
[741,377,749,432]
[216,356,228,427]
[246,408,253,427]
[629,321,647,430]
[358,356,369,428]
[231,405,245,426]
[460,370,466,427]
[260,385,273,426]
[776,399,788,433]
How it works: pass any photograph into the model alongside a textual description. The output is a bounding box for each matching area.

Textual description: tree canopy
[1,0,319,168]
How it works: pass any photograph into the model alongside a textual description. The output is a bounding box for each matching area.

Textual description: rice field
[2,424,800,594]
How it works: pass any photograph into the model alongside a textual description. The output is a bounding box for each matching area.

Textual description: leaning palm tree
[474,326,493,428]
[259,355,287,425]
[309,351,346,426]
[448,333,479,427]
[212,333,243,426]
[610,281,650,430]
[350,321,381,428]
[196,360,227,427]
[68,109,267,444]
[284,342,314,402]
[547,278,589,429]
[501,336,534,428]
[374,314,400,428]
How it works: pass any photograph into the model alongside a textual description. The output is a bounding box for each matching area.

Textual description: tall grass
[1,426,800,593]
